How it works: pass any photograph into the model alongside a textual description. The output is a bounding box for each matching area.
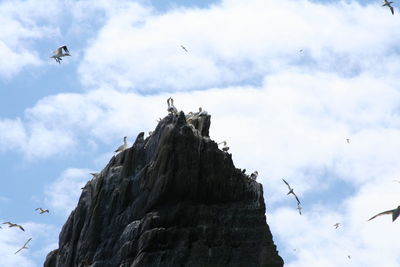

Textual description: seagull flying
[2,222,24,231]
[282,178,301,205]
[382,0,394,15]
[346,138,350,144]
[35,208,49,214]
[180,45,188,52]
[333,223,340,229]
[368,205,400,222]
[15,238,32,254]
[50,45,71,64]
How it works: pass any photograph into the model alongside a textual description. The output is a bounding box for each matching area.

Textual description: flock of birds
[2,208,49,254]
[44,17,398,261]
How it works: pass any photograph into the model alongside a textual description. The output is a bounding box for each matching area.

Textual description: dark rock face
[44,112,283,267]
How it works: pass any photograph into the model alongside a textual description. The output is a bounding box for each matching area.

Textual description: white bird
[368,205,400,222]
[35,208,49,214]
[167,97,178,114]
[198,107,208,116]
[382,0,394,15]
[114,136,128,153]
[90,172,100,178]
[2,222,24,231]
[15,238,32,254]
[50,45,71,64]
[282,178,301,205]
[180,45,188,53]
[250,171,258,180]
[218,141,229,152]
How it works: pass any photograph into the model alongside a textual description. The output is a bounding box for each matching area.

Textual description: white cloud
[78,0,400,92]
[44,168,92,216]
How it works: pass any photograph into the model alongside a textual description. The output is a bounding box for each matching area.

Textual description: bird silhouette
[35,208,49,214]
[282,178,301,205]
[2,222,24,231]
[368,205,400,222]
[15,238,32,254]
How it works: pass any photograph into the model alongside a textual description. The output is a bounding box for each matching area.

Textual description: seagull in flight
[282,178,301,205]
[346,138,350,144]
[368,205,400,222]
[2,222,24,231]
[15,238,32,254]
[333,223,340,229]
[180,45,188,53]
[50,45,71,64]
[382,0,394,15]
[35,208,49,214]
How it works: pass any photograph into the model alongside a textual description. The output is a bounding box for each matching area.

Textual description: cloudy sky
[1,0,400,266]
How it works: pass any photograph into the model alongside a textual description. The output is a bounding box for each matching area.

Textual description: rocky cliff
[44,111,284,267]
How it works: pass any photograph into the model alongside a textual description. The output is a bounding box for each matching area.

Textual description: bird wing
[392,206,400,221]
[114,144,123,152]
[292,192,301,205]
[53,47,62,55]
[2,222,10,225]
[23,238,32,247]
[18,225,25,231]
[282,178,291,190]
[14,247,23,254]
[368,209,394,221]
[61,45,69,53]
[390,6,394,15]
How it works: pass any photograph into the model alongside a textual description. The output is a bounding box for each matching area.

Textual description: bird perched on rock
[2,222,24,231]
[282,178,301,205]
[250,171,258,180]
[368,205,400,222]
[35,208,49,214]
[50,45,71,64]
[90,172,100,179]
[15,238,32,254]
[114,136,128,153]
[218,141,229,152]
[167,97,178,115]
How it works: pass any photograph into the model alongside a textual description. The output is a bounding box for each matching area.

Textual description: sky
[1,0,400,266]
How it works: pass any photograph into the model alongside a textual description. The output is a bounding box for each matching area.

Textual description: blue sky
[1,0,400,266]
